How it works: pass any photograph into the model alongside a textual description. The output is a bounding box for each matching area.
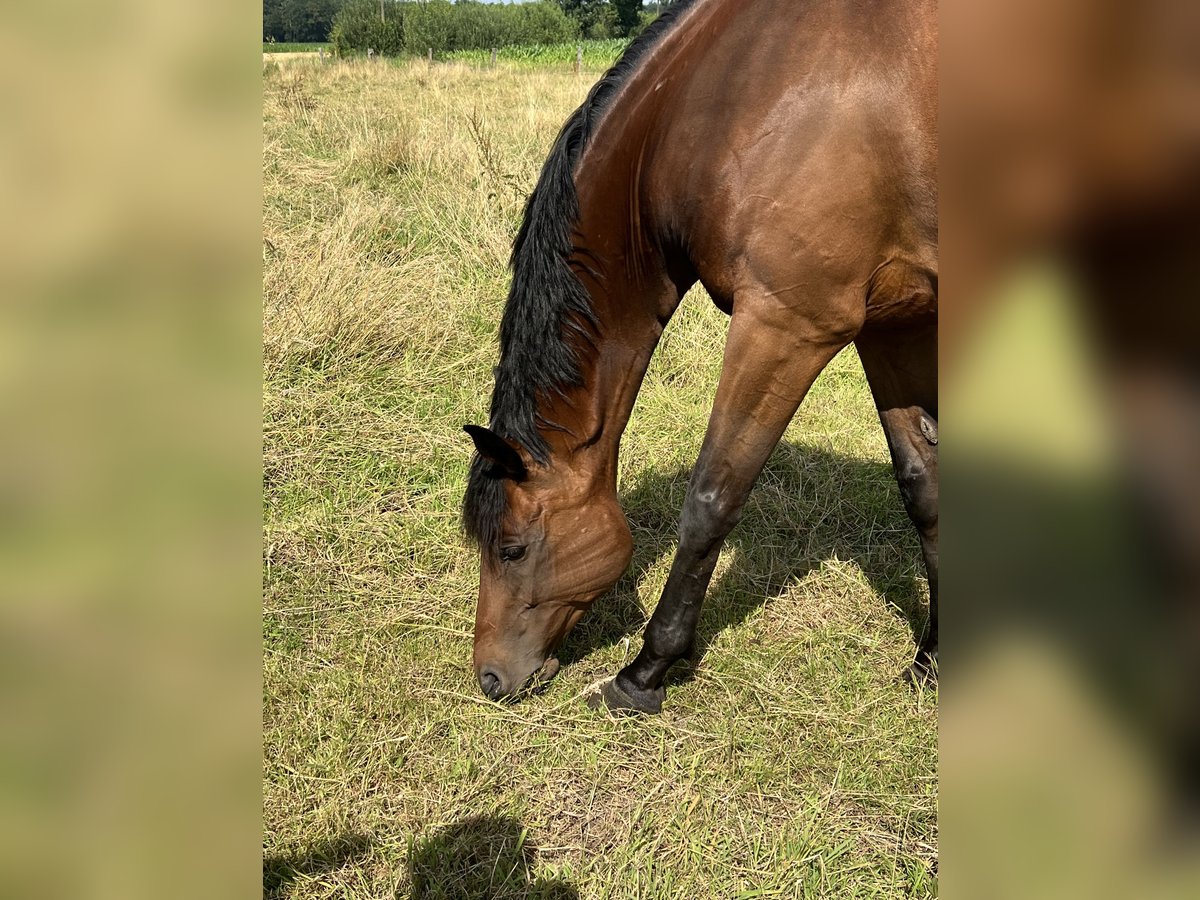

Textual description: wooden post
[490,47,497,67]
[428,47,433,63]
[574,44,582,75]
[318,46,325,62]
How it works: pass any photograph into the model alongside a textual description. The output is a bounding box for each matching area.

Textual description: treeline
[264,0,342,43]
[331,1,579,57]
[559,0,659,39]
[265,2,676,53]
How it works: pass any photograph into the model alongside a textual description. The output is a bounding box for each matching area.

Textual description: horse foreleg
[602,292,861,714]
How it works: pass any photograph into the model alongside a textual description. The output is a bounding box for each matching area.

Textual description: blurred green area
[0,2,261,898]
[943,263,1200,898]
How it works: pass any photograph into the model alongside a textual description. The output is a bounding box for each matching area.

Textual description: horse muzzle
[476,656,561,701]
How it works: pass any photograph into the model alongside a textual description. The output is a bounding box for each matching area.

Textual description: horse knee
[679,476,744,553]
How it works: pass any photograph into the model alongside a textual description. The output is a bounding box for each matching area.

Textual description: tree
[555,0,609,38]
[330,0,404,55]
[331,1,575,57]
[264,0,344,43]
[264,0,286,41]
[613,0,642,36]
[285,0,345,42]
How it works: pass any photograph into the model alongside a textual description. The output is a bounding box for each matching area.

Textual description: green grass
[447,39,629,68]
[263,57,936,898]
[264,42,331,54]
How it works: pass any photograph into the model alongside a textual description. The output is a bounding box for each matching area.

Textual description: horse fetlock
[644,620,695,665]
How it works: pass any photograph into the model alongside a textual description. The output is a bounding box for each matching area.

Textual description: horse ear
[463,425,528,481]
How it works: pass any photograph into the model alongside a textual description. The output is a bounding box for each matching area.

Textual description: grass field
[263,56,937,898]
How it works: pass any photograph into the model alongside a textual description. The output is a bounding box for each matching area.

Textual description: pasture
[263,55,937,898]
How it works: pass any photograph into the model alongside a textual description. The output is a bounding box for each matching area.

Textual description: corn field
[447,39,629,68]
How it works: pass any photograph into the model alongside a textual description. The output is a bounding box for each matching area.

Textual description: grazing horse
[462,0,938,712]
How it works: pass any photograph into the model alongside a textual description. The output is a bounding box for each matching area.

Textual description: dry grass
[263,58,937,899]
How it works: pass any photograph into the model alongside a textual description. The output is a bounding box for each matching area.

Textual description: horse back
[642,0,938,320]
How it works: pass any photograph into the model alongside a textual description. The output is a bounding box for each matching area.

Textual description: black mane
[463,2,698,551]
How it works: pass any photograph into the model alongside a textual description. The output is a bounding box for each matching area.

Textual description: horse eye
[500,545,526,562]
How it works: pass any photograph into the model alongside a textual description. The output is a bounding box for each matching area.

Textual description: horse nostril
[478,667,503,700]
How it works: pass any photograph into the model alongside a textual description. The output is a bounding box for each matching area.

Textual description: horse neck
[528,6,720,487]
[537,180,685,492]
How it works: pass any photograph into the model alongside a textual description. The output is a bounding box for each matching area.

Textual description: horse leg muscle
[856,322,938,683]
[602,287,862,714]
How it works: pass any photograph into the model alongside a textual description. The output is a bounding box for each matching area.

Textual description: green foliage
[556,0,611,39]
[330,0,404,57]
[557,0,644,38]
[330,1,578,58]
[629,9,657,38]
[613,0,643,36]
[506,1,582,45]
[400,0,456,55]
[263,0,656,47]
[587,2,619,38]
[264,0,343,43]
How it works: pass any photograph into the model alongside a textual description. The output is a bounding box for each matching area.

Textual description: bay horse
[462,0,938,713]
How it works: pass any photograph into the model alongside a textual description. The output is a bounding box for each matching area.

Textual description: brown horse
[463,0,938,712]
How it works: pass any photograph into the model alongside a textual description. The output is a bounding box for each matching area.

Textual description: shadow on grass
[560,441,928,675]
[408,815,577,899]
[264,816,577,898]
[263,833,373,899]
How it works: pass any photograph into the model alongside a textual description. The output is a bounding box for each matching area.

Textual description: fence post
[574,44,581,75]
[367,47,374,61]
[491,47,496,67]
[318,47,324,62]
[428,47,433,63]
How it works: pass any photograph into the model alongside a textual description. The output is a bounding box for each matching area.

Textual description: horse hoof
[902,656,938,688]
[590,675,664,715]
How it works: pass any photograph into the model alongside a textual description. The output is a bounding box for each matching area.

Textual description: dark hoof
[588,674,665,715]
[903,651,938,688]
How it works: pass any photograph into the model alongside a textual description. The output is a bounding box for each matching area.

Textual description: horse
[462,0,938,713]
